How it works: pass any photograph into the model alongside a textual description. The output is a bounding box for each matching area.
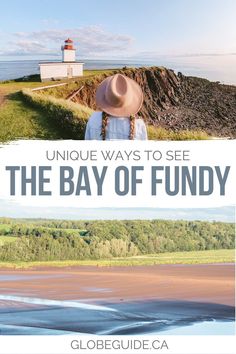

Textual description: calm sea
[0,55,236,85]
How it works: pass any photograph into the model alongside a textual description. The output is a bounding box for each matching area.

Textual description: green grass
[0,70,113,95]
[147,126,209,140]
[0,224,11,231]
[0,81,48,95]
[22,89,93,119]
[83,69,117,77]
[0,92,64,142]
[0,69,211,142]
[0,70,109,143]
[21,89,93,139]
[0,236,18,246]
[38,69,116,98]
[0,249,234,269]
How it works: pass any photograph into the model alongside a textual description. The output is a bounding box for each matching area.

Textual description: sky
[0,200,234,222]
[0,0,236,60]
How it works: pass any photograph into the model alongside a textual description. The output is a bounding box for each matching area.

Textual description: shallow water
[0,296,234,335]
[0,274,64,281]
[159,320,235,335]
[0,295,116,312]
[1,321,233,336]
[0,265,234,335]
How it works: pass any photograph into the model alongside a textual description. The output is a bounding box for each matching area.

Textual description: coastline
[1,56,236,85]
[0,249,234,270]
[0,263,234,335]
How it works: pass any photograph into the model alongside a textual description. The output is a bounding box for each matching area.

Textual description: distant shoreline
[1,56,236,85]
[0,249,234,270]
[0,261,234,271]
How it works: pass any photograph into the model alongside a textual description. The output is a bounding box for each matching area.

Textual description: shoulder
[87,111,102,125]
[135,117,146,127]
[85,111,103,140]
[134,117,148,140]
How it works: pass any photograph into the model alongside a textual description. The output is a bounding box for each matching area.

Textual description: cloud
[175,52,236,57]
[0,26,133,57]
[135,51,236,59]
[0,40,58,57]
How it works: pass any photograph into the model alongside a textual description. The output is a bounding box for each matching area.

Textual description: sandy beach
[0,263,234,335]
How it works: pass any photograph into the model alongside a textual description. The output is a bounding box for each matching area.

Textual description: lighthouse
[39,38,84,81]
[62,38,76,62]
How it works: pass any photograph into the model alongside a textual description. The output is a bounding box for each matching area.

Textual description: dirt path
[0,90,6,106]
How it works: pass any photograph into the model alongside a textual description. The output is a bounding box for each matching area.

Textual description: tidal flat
[0,263,234,335]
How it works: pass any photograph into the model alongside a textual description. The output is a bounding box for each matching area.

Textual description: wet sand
[0,263,234,334]
[0,263,234,305]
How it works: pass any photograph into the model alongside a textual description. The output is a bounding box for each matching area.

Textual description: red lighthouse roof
[63,38,75,50]
[65,38,73,43]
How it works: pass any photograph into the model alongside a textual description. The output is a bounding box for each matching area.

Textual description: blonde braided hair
[101,111,136,140]
[129,115,135,140]
[101,111,109,140]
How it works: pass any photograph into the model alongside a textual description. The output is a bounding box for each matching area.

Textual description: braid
[129,115,136,140]
[101,111,109,140]
[101,111,136,140]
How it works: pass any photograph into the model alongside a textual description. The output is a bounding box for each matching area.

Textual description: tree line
[0,219,234,261]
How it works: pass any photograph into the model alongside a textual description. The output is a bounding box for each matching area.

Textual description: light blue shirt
[85,111,148,140]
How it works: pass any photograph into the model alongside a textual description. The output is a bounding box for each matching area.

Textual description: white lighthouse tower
[39,38,84,81]
[62,38,76,62]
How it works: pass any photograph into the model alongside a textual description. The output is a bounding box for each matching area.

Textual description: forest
[0,217,234,261]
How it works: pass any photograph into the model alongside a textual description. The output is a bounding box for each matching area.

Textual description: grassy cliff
[0,70,104,142]
[21,89,93,139]
[1,66,235,142]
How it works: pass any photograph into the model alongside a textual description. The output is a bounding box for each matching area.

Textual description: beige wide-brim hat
[96,73,143,117]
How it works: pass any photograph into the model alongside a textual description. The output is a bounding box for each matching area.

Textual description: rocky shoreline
[70,67,236,137]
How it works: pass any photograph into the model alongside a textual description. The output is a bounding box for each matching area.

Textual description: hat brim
[95,75,143,117]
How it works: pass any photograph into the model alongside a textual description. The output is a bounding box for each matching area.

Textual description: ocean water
[0,55,236,84]
[0,294,234,335]
[0,321,234,336]
[159,320,235,335]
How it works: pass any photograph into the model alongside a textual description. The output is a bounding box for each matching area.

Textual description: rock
[73,67,236,137]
